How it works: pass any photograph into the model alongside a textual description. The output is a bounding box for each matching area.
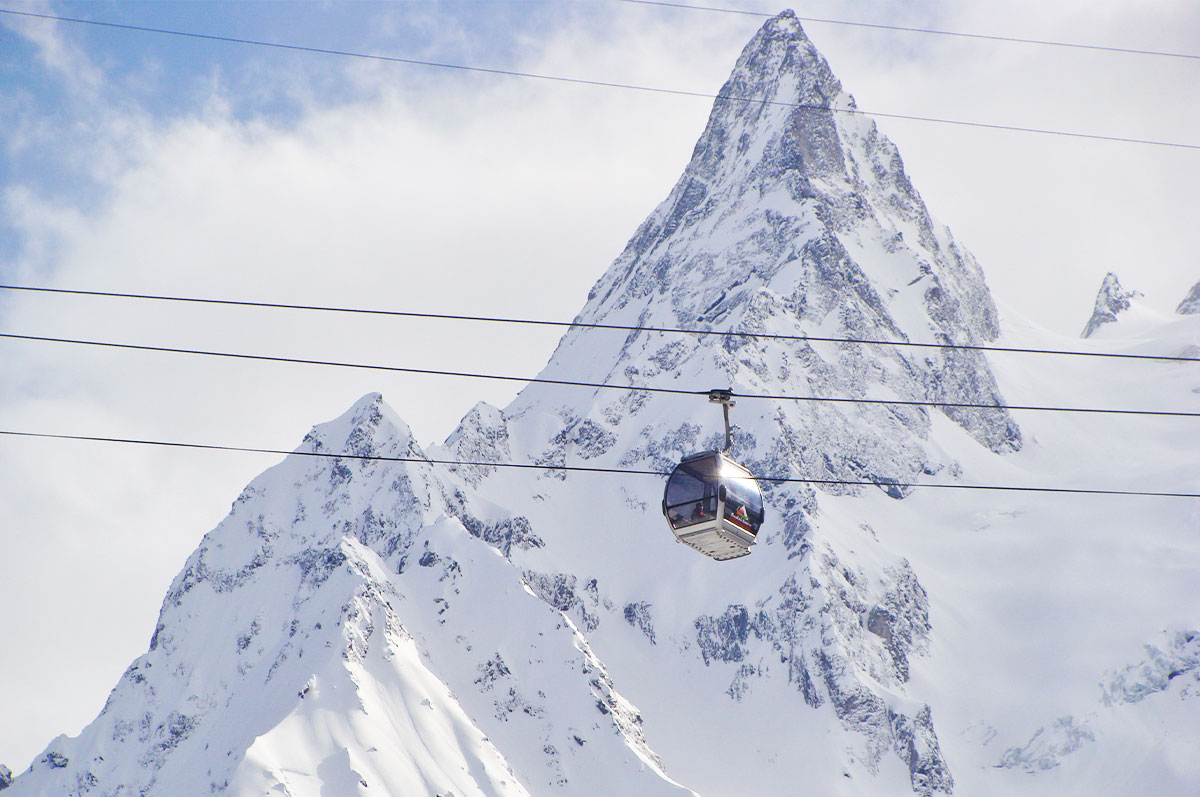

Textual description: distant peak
[1082,272,1142,338]
[1176,280,1200,315]
[301,392,417,459]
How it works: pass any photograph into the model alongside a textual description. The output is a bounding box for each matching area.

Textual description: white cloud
[1,2,105,98]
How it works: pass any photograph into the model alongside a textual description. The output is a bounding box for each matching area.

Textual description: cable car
[661,390,765,561]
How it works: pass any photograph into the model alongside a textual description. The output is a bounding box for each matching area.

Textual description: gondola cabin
[662,450,765,561]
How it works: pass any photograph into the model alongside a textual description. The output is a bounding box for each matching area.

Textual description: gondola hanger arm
[708,388,736,451]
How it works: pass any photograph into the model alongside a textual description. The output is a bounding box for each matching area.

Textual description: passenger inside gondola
[664,456,719,530]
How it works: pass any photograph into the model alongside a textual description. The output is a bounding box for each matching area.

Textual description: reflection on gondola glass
[722,464,765,530]
[661,450,765,561]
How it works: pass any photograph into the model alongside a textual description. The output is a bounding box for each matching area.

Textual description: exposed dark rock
[523,572,601,632]
[42,752,68,769]
[623,602,656,645]
[695,605,764,665]
[893,706,954,795]
[778,503,814,559]
[997,716,1094,773]
[1102,628,1200,705]
[445,489,544,557]
[293,547,348,587]
[474,653,511,692]
[866,563,931,682]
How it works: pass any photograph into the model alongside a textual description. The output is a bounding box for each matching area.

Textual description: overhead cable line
[2,428,1197,499]
[610,0,1200,62]
[2,284,1195,364]
[4,331,1198,420]
[0,7,1196,151]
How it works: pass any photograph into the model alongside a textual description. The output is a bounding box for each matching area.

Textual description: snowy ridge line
[5,332,1199,419]
[1,8,1198,150]
[610,0,1200,61]
[4,283,1197,364]
[3,428,1199,499]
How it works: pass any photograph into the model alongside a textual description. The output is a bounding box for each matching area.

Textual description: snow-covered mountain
[8,11,1199,796]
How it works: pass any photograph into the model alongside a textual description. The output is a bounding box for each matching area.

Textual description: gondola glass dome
[662,450,765,561]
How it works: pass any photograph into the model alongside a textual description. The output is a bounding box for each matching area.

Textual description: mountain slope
[9,398,690,795]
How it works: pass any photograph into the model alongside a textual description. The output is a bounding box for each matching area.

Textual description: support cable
[3,331,1197,419]
[1,428,1196,499]
[609,0,1200,62]
[2,284,1195,364]
[0,8,1197,150]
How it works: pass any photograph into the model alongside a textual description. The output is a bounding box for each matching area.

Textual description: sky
[0,0,1197,774]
